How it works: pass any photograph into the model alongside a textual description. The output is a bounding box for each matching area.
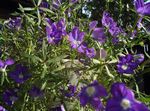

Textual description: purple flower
[85,48,96,58]
[0,106,7,111]
[133,54,144,64]
[79,80,107,110]
[102,11,115,28]
[52,0,62,9]
[69,27,85,49]
[106,82,149,111]
[78,43,96,58]
[102,11,124,38]
[49,105,65,111]
[2,88,19,106]
[29,86,43,98]
[46,18,66,44]
[7,17,21,30]
[134,0,150,15]
[40,1,49,8]
[39,1,49,13]
[89,21,98,31]
[117,54,144,74]
[92,28,106,44]
[77,42,88,53]
[63,85,76,98]
[9,64,31,84]
[117,54,138,74]
[0,58,14,70]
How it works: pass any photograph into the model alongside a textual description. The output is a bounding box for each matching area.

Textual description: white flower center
[86,86,95,97]
[121,99,131,110]
[121,64,128,70]
[19,74,24,79]
[74,40,81,45]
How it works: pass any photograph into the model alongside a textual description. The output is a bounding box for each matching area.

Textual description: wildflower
[79,80,107,110]
[89,21,98,31]
[7,17,21,30]
[39,1,49,13]
[63,85,76,98]
[85,48,96,58]
[78,43,96,58]
[0,58,14,72]
[9,64,31,84]
[92,28,106,44]
[2,88,19,106]
[68,27,85,49]
[29,86,43,98]
[46,18,66,44]
[117,54,144,74]
[133,54,144,64]
[52,0,62,9]
[0,106,7,111]
[106,82,149,111]
[102,11,124,39]
[102,11,115,28]
[134,0,150,15]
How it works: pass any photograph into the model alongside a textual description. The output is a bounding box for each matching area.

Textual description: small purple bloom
[5,59,15,66]
[102,11,115,28]
[29,86,43,98]
[0,58,14,69]
[46,18,66,44]
[117,54,144,74]
[92,28,106,44]
[0,106,7,111]
[85,48,96,58]
[69,27,85,49]
[2,88,19,106]
[7,17,22,30]
[78,43,96,58]
[79,80,107,110]
[106,82,149,111]
[134,0,150,15]
[9,64,31,84]
[117,54,138,74]
[52,0,62,9]
[63,85,76,98]
[102,11,124,38]
[40,1,49,8]
[134,54,144,64]
[77,42,88,53]
[89,21,98,31]
[39,1,49,13]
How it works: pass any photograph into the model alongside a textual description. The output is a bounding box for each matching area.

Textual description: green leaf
[105,65,115,79]
[47,55,68,64]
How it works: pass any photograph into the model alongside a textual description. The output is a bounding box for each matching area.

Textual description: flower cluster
[117,54,144,74]
[69,27,96,58]
[0,0,150,110]
[46,18,66,44]
[102,11,125,43]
